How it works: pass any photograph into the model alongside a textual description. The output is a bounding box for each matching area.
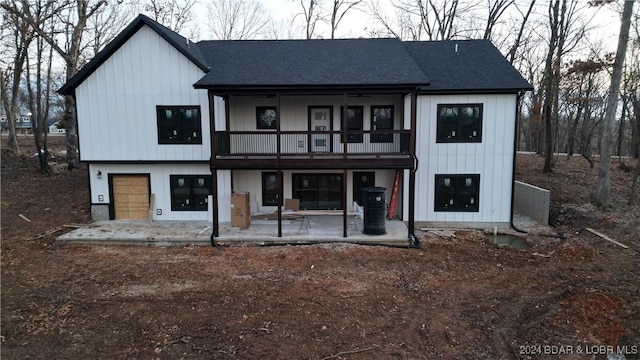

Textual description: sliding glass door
[292,173,343,210]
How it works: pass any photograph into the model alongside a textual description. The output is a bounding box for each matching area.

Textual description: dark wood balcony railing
[214,130,410,156]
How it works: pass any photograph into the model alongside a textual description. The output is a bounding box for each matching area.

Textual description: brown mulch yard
[2,136,639,359]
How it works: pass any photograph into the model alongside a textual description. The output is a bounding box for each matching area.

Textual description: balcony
[212,130,413,170]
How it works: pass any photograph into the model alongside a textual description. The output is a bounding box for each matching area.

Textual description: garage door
[112,175,149,220]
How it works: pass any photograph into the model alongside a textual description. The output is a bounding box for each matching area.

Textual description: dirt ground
[2,136,639,360]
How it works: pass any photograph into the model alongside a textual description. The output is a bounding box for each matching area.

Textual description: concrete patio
[56,216,412,247]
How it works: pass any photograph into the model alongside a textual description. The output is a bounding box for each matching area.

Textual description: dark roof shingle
[193,38,428,88]
[402,40,532,92]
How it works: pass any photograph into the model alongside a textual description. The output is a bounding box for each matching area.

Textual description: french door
[309,106,332,153]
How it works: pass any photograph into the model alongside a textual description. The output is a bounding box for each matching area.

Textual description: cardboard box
[231,192,250,228]
[284,198,300,211]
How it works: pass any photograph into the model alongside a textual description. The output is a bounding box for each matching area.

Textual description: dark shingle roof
[193,39,428,89]
[59,15,531,95]
[403,40,532,92]
[58,14,208,95]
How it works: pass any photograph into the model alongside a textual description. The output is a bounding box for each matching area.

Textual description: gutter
[510,91,528,234]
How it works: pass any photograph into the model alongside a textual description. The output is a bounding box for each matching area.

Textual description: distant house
[1,115,33,134]
[48,120,66,134]
[59,15,531,241]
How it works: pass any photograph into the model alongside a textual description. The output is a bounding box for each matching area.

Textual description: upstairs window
[436,104,482,143]
[170,175,211,211]
[340,106,363,143]
[371,105,394,143]
[157,106,202,144]
[434,174,480,212]
[256,106,277,129]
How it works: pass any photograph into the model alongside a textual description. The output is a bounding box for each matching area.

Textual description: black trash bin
[362,187,386,235]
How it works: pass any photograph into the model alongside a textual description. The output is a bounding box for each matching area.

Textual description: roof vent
[455,43,458,53]
[186,38,190,47]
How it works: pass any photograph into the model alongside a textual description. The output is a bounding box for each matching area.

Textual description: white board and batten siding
[75,25,221,162]
[227,95,404,154]
[404,94,517,226]
[90,163,209,221]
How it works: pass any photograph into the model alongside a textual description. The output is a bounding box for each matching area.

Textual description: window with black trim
[340,106,363,143]
[262,172,278,206]
[170,175,211,211]
[371,105,394,143]
[157,106,202,144]
[436,104,482,143]
[434,174,480,212]
[256,106,277,129]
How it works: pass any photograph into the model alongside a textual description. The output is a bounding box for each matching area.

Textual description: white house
[59,15,531,245]
[48,120,66,134]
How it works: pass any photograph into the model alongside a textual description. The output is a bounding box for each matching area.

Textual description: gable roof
[58,14,208,96]
[59,15,531,96]
[193,38,429,91]
[403,40,533,92]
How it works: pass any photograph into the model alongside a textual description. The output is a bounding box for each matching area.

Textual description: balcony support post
[276,94,282,237]
[342,93,348,237]
[208,90,220,240]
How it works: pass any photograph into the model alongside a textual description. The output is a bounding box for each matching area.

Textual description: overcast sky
[192,0,626,50]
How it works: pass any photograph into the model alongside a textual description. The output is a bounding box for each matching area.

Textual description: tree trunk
[594,0,634,208]
[64,94,80,170]
[542,0,560,173]
[0,72,21,155]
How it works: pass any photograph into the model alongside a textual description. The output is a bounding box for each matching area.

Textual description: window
[434,174,480,212]
[262,172,278,206]
[436,104,482,143]
[157,106,202,144]
[256,106,277,129]
[293,173,343,210]
[340,106,363,143]
[371,105,394,143]
[170,175,211,211]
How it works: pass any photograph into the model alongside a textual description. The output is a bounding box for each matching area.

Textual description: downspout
[510,91,528,234]
[408,89,420,248]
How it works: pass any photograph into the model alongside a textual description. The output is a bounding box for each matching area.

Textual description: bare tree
[369,0,481,41]
[628,14,640,204]
[299,0,323,39]
[140,0,196,34]
[368,0,406,39]
[560,55,610,161]
[482,0,515,40]
[541,0,583,172]
[506,0,536,63]
[24,10,55,173]
[3,0,108,171]
[329,0,362,39]
[0,7,33,156]
[594,0,635,207]
[265,16,300,39]
[206,0,271,40]
[86,1,132,57]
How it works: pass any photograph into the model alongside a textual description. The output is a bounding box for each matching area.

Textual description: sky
[192,0,627,48]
